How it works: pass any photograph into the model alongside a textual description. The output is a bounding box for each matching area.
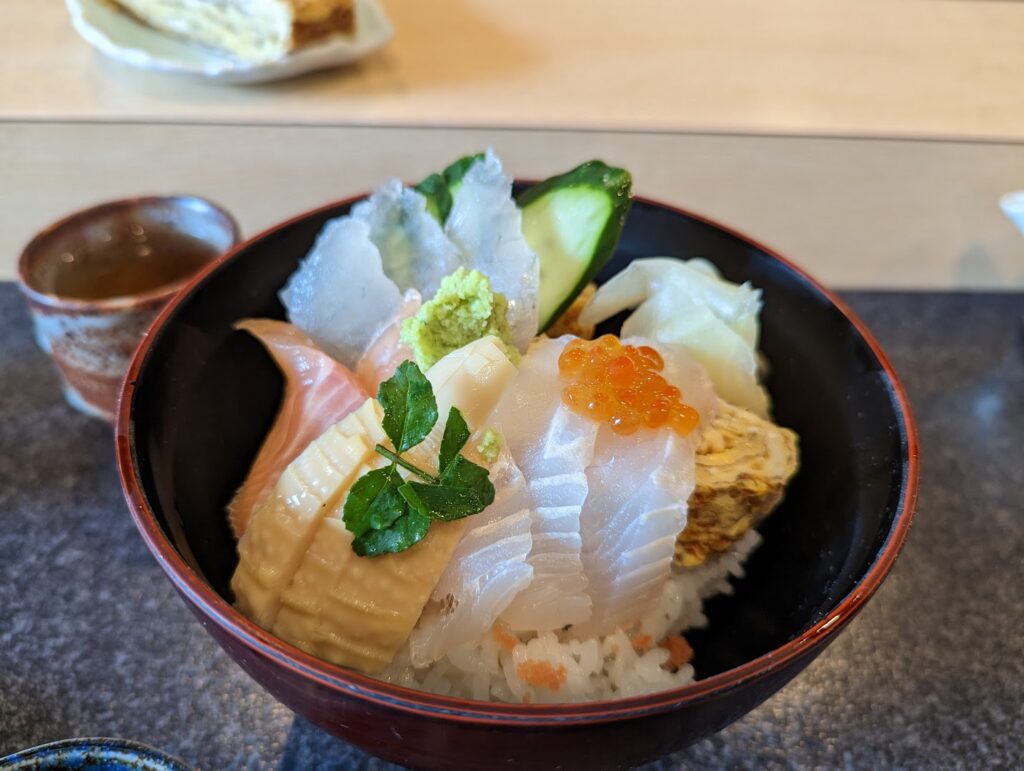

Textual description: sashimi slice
[493,336,597,631]
[572,340,708,638]
[274,516,470,674]
[231,400,385,629]
[251,337,518,673]
[350,180,463,299]
[228,319,368,539]
[280,217,403,368]
[408,446,534,667]
[445,150,540,352]
[354,289,421,394]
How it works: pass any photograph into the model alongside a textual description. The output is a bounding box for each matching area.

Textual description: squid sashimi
[409,446,534,667]
[573,341,712,637]
[492,337,597,632]
[227,319,368,539]
[578,258,770,417]
[233,337,518,672]
[354,288,421,393]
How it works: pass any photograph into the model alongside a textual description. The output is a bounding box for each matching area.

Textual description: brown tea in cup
[18,196,241,422]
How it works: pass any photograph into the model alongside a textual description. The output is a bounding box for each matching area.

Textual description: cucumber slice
[517,161,632,331]
[442,153,484,200]
[414,153,485,223]
[414,173,451,223]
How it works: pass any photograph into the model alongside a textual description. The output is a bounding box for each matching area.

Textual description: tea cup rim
[17,194,242,312]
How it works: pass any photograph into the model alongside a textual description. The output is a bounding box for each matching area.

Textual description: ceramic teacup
[17,195,240,423]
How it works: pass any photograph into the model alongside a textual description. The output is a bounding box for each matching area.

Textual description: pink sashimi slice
[354,288,421,394]
[227,318,368,539]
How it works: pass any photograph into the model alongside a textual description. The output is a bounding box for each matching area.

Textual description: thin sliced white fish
[280,217,402,368]
[445,150,540,351]
[494,336,596,631]
[354,288,421,394]
[571,339,710,638]
[350,180,463,299]
[408,446,534,667]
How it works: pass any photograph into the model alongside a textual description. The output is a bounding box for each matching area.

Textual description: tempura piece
[545,282,597,339]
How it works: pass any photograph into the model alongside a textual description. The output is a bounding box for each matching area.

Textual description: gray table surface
[1,284,1021,770]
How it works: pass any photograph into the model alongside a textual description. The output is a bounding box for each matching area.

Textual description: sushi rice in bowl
[117,150,916,769]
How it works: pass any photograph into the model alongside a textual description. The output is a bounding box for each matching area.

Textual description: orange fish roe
[558,335,699,436]
[659,634,694,670]
[630,633,653,652]
[491,624,520,653]
[516,660,568,691]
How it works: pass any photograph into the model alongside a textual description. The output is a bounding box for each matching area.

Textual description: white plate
[66,0,393,84]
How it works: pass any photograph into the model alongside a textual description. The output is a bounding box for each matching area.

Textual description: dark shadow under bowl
[116,191,918,770]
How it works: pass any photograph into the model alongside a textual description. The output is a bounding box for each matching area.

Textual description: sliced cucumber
[414,173,451,223]
[517,161,632,331]
[414,153,485,223]
[441,153,484,200]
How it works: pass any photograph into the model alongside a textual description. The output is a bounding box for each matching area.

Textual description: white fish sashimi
[354,288,421,394]
[573,429,697,638]
[655,336,719,428]
[493,337,596,631]
[280,217,402,368]
[445,150,540,351]
[578,257,770,417]
[572,339,707,638]
[350,180,463,299]
[409,447,534,667]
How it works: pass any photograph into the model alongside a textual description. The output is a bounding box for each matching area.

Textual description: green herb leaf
[353,508,431,557]
[342,464,403,538]
[346,361,495,557]
[407,454,495,521]
[378,361,437,453]
[438,406,471,473]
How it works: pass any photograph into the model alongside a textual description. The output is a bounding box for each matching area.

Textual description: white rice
[375,530,762,704]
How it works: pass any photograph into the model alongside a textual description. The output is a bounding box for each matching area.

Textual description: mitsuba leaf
[407,454,495,521]
[378,361,438,453]
[353,509,431,557]
[342,464,403,538]
[438,406,470,473]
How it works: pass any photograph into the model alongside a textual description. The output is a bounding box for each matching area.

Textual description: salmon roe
[558,335,699,437]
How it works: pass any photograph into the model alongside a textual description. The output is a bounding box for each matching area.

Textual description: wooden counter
[2,0,1022,285]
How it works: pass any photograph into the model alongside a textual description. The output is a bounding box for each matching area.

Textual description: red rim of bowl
[115,190,920,726]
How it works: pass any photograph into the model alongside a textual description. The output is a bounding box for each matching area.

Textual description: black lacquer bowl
[116,191,918,770]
